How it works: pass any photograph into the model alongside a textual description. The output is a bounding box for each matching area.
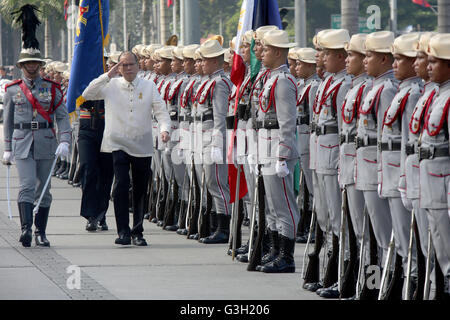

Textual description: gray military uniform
[380,76,422,275]
[315,69,352,237]
[296,73,320,205]
[419,79,450,279]
[257,64,300,240]
[195,69,232,216]
[356,70,398,263]
[3,76,71,207]
[340,73,372,249]
[400,82,438,255]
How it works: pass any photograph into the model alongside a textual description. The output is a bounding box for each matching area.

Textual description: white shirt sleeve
[152,84,171,134]
[82,73,110,101]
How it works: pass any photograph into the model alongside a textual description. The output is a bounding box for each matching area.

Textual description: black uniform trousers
[112,150,152,238]
[78,118,114,221]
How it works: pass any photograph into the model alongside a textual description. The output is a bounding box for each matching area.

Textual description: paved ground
[0,124,323,301]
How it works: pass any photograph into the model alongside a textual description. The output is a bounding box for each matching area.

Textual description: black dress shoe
[72,182,81,188]
[97,220,108,231]
[303,282,323,292]
[236,253,249,263]
[115,235,131,245]
[151,217,158,223]
[86,219,97,232]
[144,213,150,220]
[164,225,178,231]
[132,236,148,246]
[156,220,164,227]
[319,283,340,299]
[176,228,188,235]
[189,233,199,240]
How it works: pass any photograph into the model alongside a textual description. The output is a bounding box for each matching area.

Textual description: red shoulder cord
[198,81,216,105]
[238,76,252,101]
[359,85,384,116]
[410,89,436,134]
[425,97,450,136]
[383,91,410,128]
[259,77,278,113]
[313,76,333,115]
[342,84,365,124]
[297,84,311,106]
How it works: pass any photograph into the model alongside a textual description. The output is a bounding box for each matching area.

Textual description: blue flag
[252,0,282,30]
[67,0,109,117]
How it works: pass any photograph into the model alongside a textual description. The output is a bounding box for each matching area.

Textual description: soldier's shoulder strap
[5,79,22,90]
[43,78,61,88]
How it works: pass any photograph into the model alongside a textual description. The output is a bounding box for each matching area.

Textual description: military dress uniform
[356,69,398,264]
[196,67,232,244]
[419,75,450,282]
[3,76,71,246]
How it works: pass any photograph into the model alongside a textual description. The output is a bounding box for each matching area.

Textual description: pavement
[0,124,323,301]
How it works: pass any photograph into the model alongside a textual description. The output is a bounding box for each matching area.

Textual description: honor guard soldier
[313,29,352,298]
[253,29,300,273]
[176,44,201,235]
[355,31,398,296]
[419,33,450,299]
[194,39,233,244]
[162,46,189,231]
[2,5,72,247]
[401,33,438,299]
[378,33,423,299]
[338,34,373,298]
[294,48,320,243]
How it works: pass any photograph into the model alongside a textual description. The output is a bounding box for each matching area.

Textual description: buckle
[429,145,435,159]
[30,121,39,130]
[315,126,322,136]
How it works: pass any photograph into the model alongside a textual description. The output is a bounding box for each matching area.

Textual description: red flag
[167,0,173,7]
[64,0,68,20]
[412,0,431,7]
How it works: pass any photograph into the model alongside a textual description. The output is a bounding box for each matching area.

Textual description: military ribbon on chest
[259,77,278,113]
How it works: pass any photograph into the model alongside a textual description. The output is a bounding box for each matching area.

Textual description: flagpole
[123,0,127,51]
[173,0,177,36]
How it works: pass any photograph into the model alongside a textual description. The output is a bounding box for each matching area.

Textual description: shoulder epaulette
[5,79,22,90]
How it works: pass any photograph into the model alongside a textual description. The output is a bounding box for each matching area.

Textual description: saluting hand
[107,60,123,79]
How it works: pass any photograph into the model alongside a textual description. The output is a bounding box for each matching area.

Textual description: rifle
[378,230,395,300]
[156,155,168,223]
[404,208,415,300]
[423,229,433,300]
[183,154,195,233]
[247,165,265,271]
[186,164,200,238]
[229,165,242,260]
[339,188,358,298]
[301,197,316,278]
[162,168,178,229]
[197,168,207,238]
[356,206,368,300]
[247,168,259,263]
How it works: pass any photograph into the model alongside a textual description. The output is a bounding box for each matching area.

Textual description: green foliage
[0,0,64,27]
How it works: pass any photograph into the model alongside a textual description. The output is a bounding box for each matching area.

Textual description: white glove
[210,146,223,163]
[275,160,289,178]
[55,142,70,158]
[2,151,13,165]
[400,189,413,211]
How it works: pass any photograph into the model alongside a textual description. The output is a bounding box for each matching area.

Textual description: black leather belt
[339,133,356,145]
[179,115,193,122]
[379,141,402,151]
[297,116,309,126]
[255,119,279,130]
[310,122,317,134]
[237,104,251,121]
[14,121,53,130]
[418,146,450,161]
[194,113,214,122]
[315,125,338,136]
[405,143,415,156]
[356,136,378,149]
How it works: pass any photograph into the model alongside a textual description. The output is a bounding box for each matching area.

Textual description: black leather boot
[34,207,50,247]
[381,254,404,300]
[59,162,70,180]
[200,214,230,244]
[302,223,324,291]
[55,160,67,178]
[256,229,279,271]
[261,235,296,273]
[18,202,33,247]
[321,234,339,289]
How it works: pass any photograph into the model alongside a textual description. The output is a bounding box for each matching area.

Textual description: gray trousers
[312,170,329,233]
[347,184,370,264]
[362,190,392,265]
[317,173,342,236]
[388,197,417,276]
[15,152,54,208]
[262,159,300,240]
[412,199,429,256]
[427,209,450,278]
[162,150,186,200]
